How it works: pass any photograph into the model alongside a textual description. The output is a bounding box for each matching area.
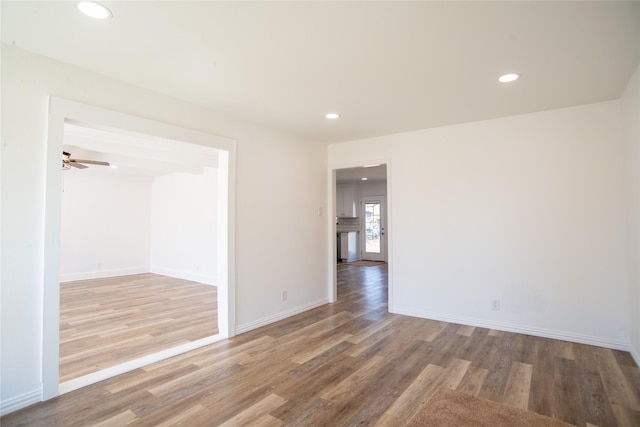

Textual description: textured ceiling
[3,1,639,143]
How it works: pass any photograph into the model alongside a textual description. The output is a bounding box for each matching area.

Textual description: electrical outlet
[281,290,287,302]
[491,299,500,311]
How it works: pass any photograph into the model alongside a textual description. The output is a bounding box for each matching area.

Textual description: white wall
[150,168,218,285]
[234,129,328,331]
[330,101,630,349]
[60,170,152,281]
[357,180,387,198]
[1,45,327,412]
[60,165,219,285]
[622,65,640,364]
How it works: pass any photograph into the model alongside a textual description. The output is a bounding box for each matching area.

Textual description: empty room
[1,1,639,426]
[58,122,222,387]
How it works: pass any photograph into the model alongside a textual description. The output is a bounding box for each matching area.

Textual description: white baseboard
[236,298,330,335]
[150,267,216,286]
[631,344,640,367]
[391,307,630,351]
[60,267,149,282]
[1,387,42,416]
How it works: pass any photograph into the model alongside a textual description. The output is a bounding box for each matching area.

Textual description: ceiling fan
[62,151,110,170]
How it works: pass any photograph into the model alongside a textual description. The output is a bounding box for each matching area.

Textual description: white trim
[216,148,235,339]
[631,345,640,367]
[60,267,149,283]
[327,169,337,303]
[391,307,631,351]
[385,163,394,310]
[149,267,216,286]
[0,388,42,416]
[235,298,329,335]
[59,334,225,395]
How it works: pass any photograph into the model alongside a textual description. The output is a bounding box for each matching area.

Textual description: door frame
[328,162,393,306]
[43,97,236,399]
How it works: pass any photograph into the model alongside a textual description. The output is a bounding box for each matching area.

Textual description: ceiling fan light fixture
[62,151,110,170]
[76,1,113,19]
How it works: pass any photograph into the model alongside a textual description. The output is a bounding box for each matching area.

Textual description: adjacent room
[58,122,222,385]
[335,165,388,265]
[2,1,640,426]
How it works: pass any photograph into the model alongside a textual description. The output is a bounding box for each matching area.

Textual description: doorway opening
[44,98,236,399]
[333,164,389,302]
[59,121,220,385]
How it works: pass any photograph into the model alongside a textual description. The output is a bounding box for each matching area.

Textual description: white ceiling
[3,1,639,144]
[336,165,387,184]
[63,122,219,177]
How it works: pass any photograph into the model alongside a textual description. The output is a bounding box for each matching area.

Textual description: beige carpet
[405,388,576,427]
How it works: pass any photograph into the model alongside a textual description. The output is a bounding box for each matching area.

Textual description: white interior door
[361,195,386,261]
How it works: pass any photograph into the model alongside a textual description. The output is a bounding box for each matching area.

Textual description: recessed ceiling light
[361,177,368,181]
[498,73,520,83]
[76,1,113,19]
[325,113,340,120]
[363,164,380,168]
[110,164,119,169]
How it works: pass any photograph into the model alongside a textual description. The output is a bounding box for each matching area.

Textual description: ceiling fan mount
[62,151,110,170]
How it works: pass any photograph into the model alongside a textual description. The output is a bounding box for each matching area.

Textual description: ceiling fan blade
[69,162,88,169]
[72,159,110,166]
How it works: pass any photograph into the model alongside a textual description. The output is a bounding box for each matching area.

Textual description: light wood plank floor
[4,264,639,426]
[60,273,218,382]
